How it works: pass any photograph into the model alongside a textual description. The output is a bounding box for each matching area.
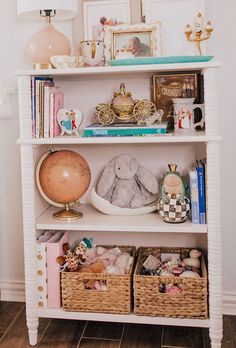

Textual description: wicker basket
[61,245,135,314]
[134,247,208,319]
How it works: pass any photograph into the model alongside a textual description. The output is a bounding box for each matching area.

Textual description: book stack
[189,159,206,224]
[31,77,64,138]
[36,230,69,309]
[82,122,168,137]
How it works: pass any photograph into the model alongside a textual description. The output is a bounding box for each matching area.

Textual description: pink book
[47,231,69,308]
[49,91,64,138]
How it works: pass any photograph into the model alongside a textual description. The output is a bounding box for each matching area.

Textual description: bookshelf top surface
[14,61,221,77]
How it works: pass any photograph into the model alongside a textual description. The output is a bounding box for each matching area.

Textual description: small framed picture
[104,22,161,61]
[152,72,200,120]
[83,0,131,41]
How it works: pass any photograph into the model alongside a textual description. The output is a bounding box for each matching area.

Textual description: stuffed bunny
[96,154,158,208]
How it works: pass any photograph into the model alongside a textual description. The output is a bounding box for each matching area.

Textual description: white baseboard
[0,281,236,315]
[222,291,236,315]
[0,280,25,302]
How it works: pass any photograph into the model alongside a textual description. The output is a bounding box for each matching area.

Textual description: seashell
[180,271,200,278]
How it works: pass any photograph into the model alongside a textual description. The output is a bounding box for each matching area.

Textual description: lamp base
[27,22,71,69]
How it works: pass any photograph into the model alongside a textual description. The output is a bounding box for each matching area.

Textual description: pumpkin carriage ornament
[158,163,190,223]
[95,83,159,125]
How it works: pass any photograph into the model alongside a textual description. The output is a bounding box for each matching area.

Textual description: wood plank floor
[0,302,235,348]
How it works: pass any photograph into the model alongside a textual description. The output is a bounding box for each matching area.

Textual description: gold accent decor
[112,83,135,121]
[34,63,53,69]
[168,163,178,172]
[53,204,83,220]
[185,13,214,55]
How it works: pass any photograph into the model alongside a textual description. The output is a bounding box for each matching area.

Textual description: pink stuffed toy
[96,246,120,268]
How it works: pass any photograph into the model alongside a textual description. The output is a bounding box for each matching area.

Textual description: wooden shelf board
[17,133,221,145]
[36,204,207,233]
[37,308,210,328]
[14,61,221,77]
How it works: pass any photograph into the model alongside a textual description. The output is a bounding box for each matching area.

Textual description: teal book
[83,123,167,137]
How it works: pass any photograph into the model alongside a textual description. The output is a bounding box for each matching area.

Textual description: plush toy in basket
[158,163,190,223]
[56,238,135,314]
[90,154,159,216]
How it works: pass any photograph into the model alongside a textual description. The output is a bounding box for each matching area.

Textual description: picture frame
[83,0,131,41]
[104,22,161,61]
[152,72,200,120]
[141,0,205,56]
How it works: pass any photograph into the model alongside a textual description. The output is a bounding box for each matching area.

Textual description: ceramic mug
[80,40,104,66]
[172,98,205,130]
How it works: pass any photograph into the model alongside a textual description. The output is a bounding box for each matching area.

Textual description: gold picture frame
[152,72,201,120]
[104,22,161,61]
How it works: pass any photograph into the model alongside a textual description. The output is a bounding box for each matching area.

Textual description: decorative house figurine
[158,163,190,223]
[57,108,83,136]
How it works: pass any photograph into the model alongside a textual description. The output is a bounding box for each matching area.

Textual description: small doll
[158,163,190,223]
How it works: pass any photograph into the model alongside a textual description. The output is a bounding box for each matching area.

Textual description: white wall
[0,0,235,311]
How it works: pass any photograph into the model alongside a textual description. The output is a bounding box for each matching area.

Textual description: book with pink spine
[46,230,69,308]
[49,91,64,138]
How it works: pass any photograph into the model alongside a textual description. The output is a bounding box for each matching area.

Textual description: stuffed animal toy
[106,250,133,275]
[183,249,201,269]
[78,260,105,289]
[56,243,79,272]
[96,154,158,208]
[96,246,120,267]
[74,238,94,265]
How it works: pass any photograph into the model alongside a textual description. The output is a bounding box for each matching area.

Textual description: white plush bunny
[96,154,158,208]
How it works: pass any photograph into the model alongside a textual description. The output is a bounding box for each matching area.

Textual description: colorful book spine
[47,231,68,308]
[189,168,200,224]
[32,77,53,138]
[49,92,64,138]
[83,127,167,137]
[36,231,55,308]
[197,164,206,224]
[44,83,55,138]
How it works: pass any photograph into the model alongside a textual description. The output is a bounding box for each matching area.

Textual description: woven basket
[134,247,208,319]
[61,245,135,314]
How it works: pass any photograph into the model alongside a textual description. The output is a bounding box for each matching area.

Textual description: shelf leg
[20,145,39,346]
[27,317,39,346]
[207,142,223,347]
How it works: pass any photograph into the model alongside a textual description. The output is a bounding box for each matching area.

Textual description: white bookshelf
[16,62,222,347]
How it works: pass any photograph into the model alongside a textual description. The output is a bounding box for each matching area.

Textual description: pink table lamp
[17,0,78,69]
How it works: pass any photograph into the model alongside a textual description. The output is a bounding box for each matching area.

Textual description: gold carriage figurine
[95,83,157,125]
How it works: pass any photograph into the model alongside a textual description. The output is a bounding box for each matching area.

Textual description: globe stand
[53,204,83,220]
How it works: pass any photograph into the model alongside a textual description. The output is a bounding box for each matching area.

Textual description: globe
[36,149,91,220]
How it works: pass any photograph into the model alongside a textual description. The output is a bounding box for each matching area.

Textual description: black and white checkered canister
[158,195,191,223]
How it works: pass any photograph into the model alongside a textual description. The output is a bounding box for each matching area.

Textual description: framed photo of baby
[104,23,161,60]
[83,0,131,41]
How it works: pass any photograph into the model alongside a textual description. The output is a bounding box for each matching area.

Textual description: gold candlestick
[185,13,213,55]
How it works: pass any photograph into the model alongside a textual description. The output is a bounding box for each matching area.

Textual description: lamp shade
[17,0,78,20]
